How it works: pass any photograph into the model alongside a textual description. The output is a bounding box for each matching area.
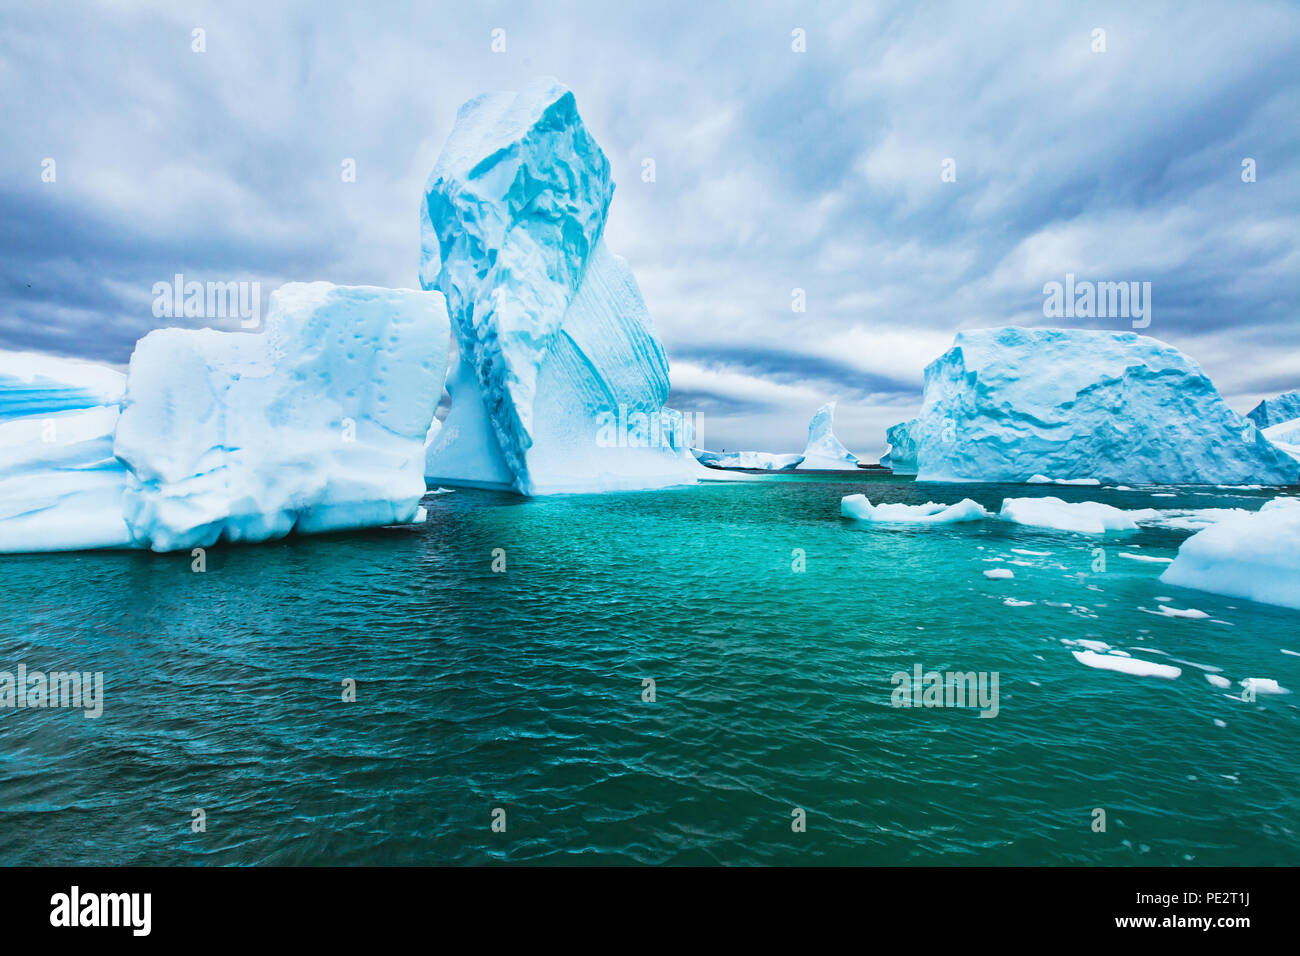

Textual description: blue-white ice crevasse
[0,352,134,551]
[908,328,1299,485]
[420,76,699,494]
[797,402,860,470]
[113,283,451,551]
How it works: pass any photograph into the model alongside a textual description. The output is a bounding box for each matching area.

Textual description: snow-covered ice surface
[694,449,804,471]
[1000,496,1139,534]
[114,283,450,552]
[1262,416,1300,463]
[841,494,988,524]
[909,328,1298,485]
[1071,650,1182,679]
[0,353,133,552]
[1159,496,1300,610]
[421,77,697,494]
[798,402,860,470]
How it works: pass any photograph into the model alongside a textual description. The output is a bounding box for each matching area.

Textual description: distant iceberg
[1160,496,1300,609]
[798,401,860,470]
[693,449,804,471]
[1262,417,1300,464]
[421,77,697,494]
[908,328,1298,485]
[1246,390,1300,429]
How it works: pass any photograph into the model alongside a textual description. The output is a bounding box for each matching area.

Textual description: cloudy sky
[3,0,1298,456]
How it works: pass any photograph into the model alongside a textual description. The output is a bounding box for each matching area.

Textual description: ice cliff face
[420,77,695,494]
[1246,390,1300,429]
[909,328,1299,485]
[114,283,450,551]
[0,353,133,552]
[880,419,918,475]
[798,402,860,470]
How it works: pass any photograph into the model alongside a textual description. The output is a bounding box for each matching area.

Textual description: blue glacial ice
[907,328,1299,485]
[797,401,860,470]
[1160,496,1300,610]
[841,494,989,523]
[420,77,698,494]
[1246,390,1300,429]
[0,352,133,552]
[880,418,918,475]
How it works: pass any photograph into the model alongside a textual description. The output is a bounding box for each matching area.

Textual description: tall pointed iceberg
[420,77,696,494]
[798,401,860,470]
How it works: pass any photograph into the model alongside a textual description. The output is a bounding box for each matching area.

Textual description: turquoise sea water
[1,475,1297,865]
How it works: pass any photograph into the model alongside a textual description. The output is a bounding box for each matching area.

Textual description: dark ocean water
[1,475,1297,865]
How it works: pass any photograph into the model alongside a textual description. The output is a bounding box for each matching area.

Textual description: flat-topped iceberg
[421,77,696,494]
[798,401,860,470]
[1159,496,1300,609]
[0,352,133,552]
[694,449,804,471]
[841,494,989,523]
[1246,390,1300,429]
[115,283,450,551]
[908,328,1298,485]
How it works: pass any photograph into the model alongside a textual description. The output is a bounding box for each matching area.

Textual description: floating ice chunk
[1213,718,1227,728]
[1026,474,1101,485]
[840,495,990,524]
[1003,598,1035,607]
[1011,548,1051,556]
[1000,496,1139,534]
[114,283,450,551]
[1117,552,1174,564]
[1152,604,1210,619]
[983,568,1014,579]
[1134,507,1251,532]
[1160,496,1300,610]
[798,402,860,470]
[1240,677,1291,696]
[1062,638,1111,652]
[1205,674,1231,689]
[1071,650,1181,679]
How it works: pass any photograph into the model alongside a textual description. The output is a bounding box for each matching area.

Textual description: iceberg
[840,494,989,523]
[1246,390,1300,429]
[798,402,860,470]
[0,352,133,552]
[999,496,1139,534]
[1159,496,1300,609]
[693,449,804,471]
[420,77,696,494]
[880,419,917,475]
[113,283,450,552]
[908,328,1298,485]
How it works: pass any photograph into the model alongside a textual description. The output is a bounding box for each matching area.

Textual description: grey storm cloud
[1,0,1297,456]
